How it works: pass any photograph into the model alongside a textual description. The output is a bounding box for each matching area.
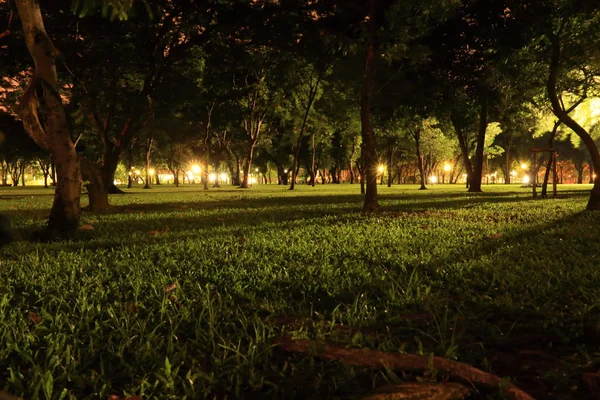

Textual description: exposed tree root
[362,382,469,400]
[275,337,535,400]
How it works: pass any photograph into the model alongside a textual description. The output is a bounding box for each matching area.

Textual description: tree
[13,0,82,236]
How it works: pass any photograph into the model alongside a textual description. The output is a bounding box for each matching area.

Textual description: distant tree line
[1,0,600,236]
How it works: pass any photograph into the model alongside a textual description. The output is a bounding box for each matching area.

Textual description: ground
[0,183,599,399]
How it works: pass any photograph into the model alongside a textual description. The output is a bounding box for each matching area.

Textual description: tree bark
[360,0,380,212]
[81,158,109,212]
[16,0,81,236]
[452,117,474,189]
[240,141,256,188]
[143,137,153,189]
[546,31,600,210]
[414,126,427,190]
[469,90,488,192]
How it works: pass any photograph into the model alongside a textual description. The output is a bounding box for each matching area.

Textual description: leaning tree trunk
[469,90,488,193]
[360,0,380,212]
[15,0,81,237]
[546,31,600,210]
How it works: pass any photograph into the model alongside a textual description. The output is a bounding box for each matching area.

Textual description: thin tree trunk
[360,0,379,211]
[143,137,153,189]
[469,90,488,192]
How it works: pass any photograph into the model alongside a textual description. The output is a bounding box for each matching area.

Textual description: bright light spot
[283,169,288,174]
[521,163,528,170]
[255,168,259,172]
[209,173,216,182]
[187,171,194,178]
[135,170,141,176]
[249,177,257,184]
[429,176,437,183]
[594,174,597,179]
[220,173,228,181]
[192,165,200,173]
[149,169,155,176]
[444,164,451,172]
[523,175,530,184]
[462,173,467,178]
[378,165,385,173]
[510,170,517,177]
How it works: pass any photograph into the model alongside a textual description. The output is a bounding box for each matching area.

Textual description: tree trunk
[81,158,109,212]
[469,90,488,193]
[360,0,379,212]
[240,141,255,188]
[16,0,81,237]
[359,143,365,194]
[414,128,427,190]
[542,122,560,198]
[546,31,600,210]
[452,117,474,189]
[143,138,153,189]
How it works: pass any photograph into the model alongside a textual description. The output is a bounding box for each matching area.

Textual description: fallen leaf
[168,295,184,309]
[164,282,177,293]
[28,311,41,324]
[488,233,503,239]
[126,302,137,313]
[80,224,94,230]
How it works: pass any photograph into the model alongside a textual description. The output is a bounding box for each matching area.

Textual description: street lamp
[378,165,384,173]
[521,163,528,170]
[444,164,451,172]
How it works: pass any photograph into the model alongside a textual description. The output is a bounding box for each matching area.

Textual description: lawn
[1,183,599,399]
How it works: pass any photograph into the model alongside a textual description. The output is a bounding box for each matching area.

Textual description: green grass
[1,183,600,399]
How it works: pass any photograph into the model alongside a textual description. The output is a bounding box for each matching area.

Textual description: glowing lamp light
[510,170,517,177]
[444,164,451,172]
[249,177,257,184]
[521,163,528,170]
[128,171,132,176]
[594,174,598,180]
[378,165,385,173]
[255,168,259,172]
[429,176,438,183]
[209,173,217,182]
[283,169,288,174]
[220,173,228,181]
[523,175,530,184]
[135,170,141,176]
[149,169,155,176]
[191,165,201,173]
[187,171,194,178]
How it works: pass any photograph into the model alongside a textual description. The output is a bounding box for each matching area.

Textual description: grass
[1,183,600,399]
